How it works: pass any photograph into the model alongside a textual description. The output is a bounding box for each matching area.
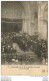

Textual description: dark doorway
[1,18,23,33]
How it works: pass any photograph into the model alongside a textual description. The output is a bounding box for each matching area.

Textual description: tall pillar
[22,2,32,35]
[22,17,31,35]
[38,2,48,40]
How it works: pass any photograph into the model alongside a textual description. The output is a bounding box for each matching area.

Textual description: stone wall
[1,1,48,38]
[38,1,48,40]
[1,1,38,36]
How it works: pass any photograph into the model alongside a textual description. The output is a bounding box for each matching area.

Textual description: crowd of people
[1,32,48,61]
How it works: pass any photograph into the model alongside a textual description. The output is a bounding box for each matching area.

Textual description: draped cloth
[13,43,21,52]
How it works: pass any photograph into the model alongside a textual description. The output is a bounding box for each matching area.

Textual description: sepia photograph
[1,1,48,75]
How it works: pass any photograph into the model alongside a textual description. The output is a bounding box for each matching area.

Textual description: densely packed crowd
[1,32,48,60]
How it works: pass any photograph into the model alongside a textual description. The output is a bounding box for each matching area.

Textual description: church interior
[1,1,48,64]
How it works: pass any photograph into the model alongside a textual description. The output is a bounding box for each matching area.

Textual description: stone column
[38,2,48,40]
[22,2,32,35]
[22,17,31,35]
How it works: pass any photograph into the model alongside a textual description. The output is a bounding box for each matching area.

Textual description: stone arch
[1,1,38,35]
